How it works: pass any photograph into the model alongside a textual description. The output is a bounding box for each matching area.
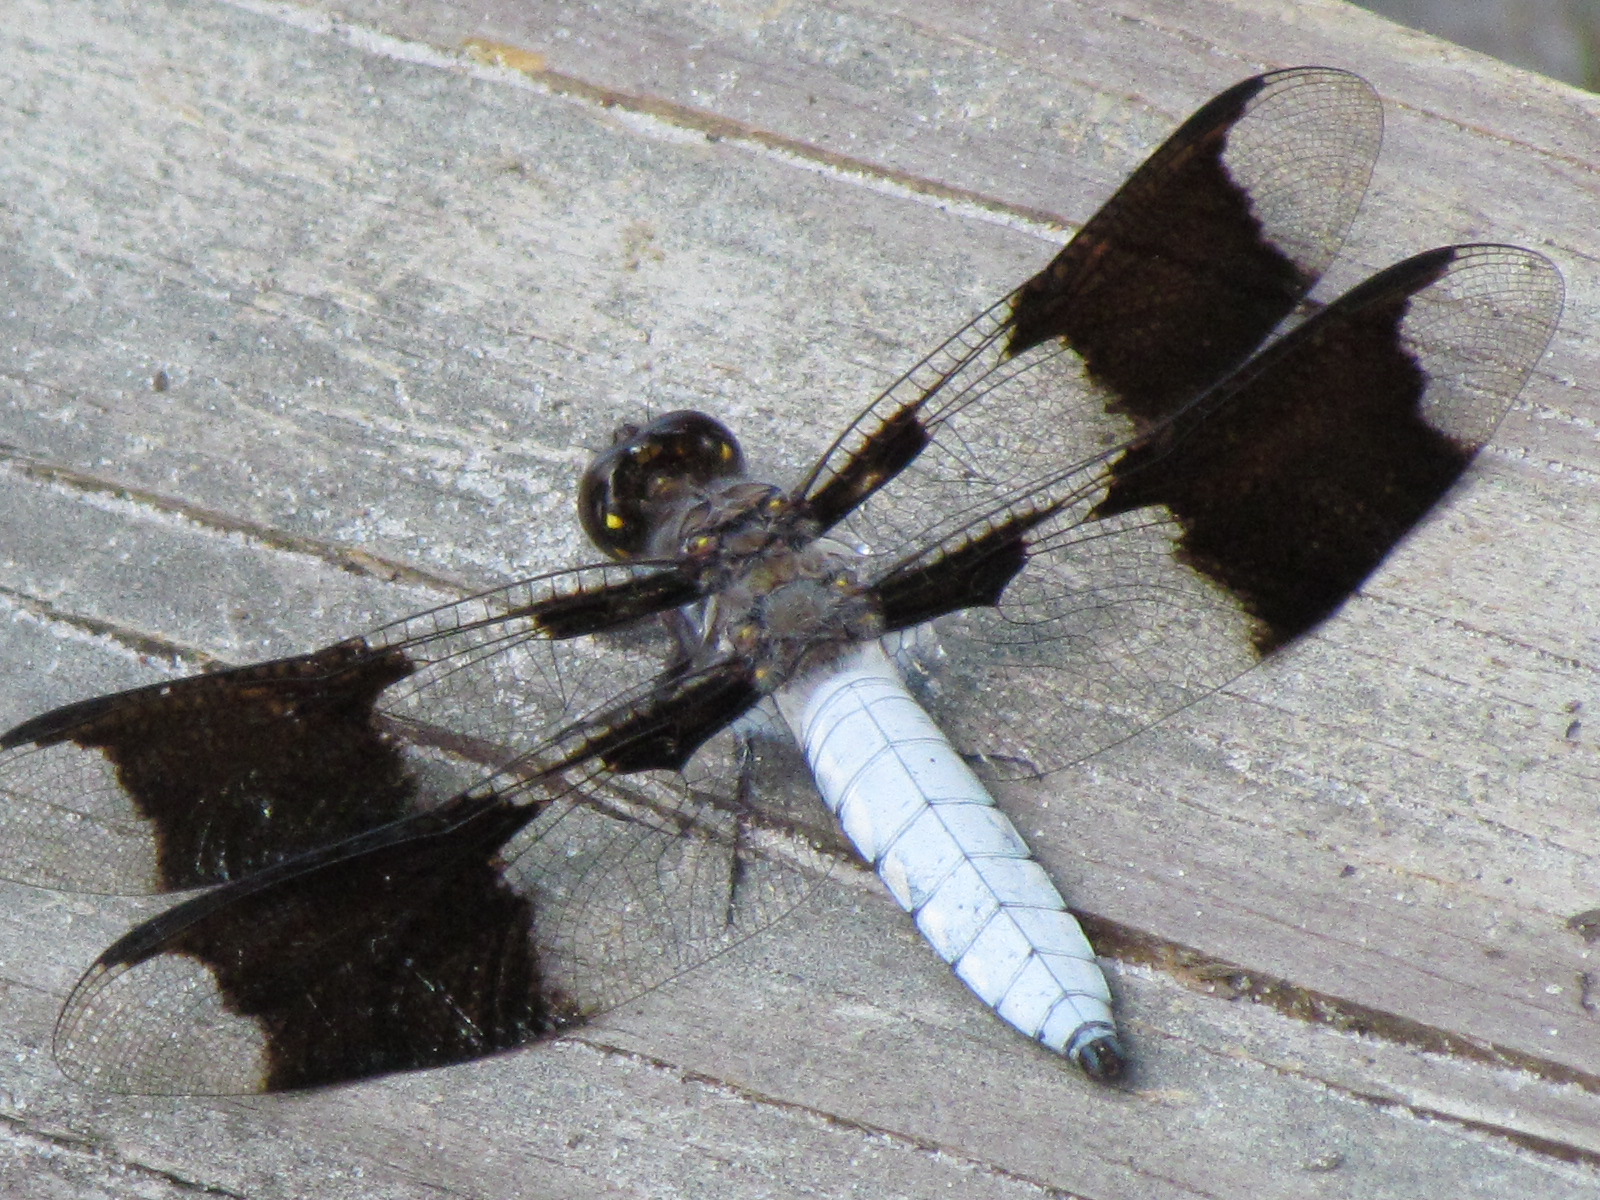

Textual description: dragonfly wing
[0,561,698,893]
[868,246,1562,777]
[53,661,830,1094]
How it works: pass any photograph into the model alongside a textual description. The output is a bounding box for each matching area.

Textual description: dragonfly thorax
[662,475,882,688]
[712,537,883,692]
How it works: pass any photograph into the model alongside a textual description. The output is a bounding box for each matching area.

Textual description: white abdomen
[774,640,1122,1077]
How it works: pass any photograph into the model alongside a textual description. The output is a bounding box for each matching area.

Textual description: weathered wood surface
[0,0,1597,1196]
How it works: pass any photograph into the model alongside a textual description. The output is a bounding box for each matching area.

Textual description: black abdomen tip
[1073,1033,1127,1083]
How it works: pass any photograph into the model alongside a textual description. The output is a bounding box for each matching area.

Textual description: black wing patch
[802,401,930,536]
[872,512,1039,632]
[5,645,419,891]
[57,792,547,1094]
[1005,71,1323,415]
[51,657,804,1095]
[577,663,762,775]
[1094,245,1493,650]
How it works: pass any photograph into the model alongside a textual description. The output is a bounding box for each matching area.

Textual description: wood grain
[0,0,1596,1197]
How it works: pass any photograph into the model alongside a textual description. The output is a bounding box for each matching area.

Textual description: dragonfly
[0,66,1562,1094]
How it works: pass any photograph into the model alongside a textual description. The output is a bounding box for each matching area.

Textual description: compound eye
[576,460,638,559]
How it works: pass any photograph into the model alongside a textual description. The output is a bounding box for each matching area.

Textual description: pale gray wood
[1354,0,1596,85]
[0,0,1596,1197]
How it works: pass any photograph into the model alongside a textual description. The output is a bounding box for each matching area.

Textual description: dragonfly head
[579,410,746,559]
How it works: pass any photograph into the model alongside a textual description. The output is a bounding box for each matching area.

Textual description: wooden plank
[0,0,1596,1197]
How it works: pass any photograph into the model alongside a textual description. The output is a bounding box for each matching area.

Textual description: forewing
[53,661,829,1095]
[0,561,699,894]
[796,67,1383,546]
[872,246,1562,777]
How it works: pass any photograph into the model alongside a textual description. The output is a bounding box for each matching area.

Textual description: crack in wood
[0,440,465,595]
[0,583,220,671]
[1082,913,1600,1096]
[0,1108,249,1197]
[566,1035,1100,1200]
[447,33,1072,235]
